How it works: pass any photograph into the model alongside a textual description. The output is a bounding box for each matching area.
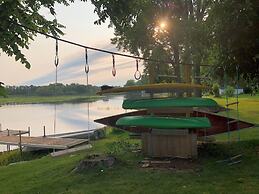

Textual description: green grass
[0,95,101,105]
[0,130,259,194]
[211,94,259,141]
[0,94,259,194]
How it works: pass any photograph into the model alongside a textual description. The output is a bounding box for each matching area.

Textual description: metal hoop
[112,68,116,77]
[85,48,89,74]
[134,70,141,80]
[54,55,59,67]
[134,59,141,80]
[54,39,59,67]
[85,65,89,74]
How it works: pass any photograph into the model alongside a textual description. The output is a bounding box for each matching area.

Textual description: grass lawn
[211,94,259,141]
[0,130,259,194]
[0,95,101,105]
[0,94,258,194]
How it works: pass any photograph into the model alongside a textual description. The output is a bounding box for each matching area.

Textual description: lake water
[0,96,126,152]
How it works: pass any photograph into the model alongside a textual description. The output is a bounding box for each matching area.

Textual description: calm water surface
[0,96,126,152]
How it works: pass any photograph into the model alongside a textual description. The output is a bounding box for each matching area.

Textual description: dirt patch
[140,158,200,172]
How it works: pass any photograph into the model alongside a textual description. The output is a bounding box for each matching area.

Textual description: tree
[124,79,136,87]
[206,0,259,83]
[0,82,7,97]
[5,83,99,96]
[212,83,220,97]
[91,0,211,91]
[0,0,76,69]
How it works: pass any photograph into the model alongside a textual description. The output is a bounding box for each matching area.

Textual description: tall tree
[206,0,259,84]
[91,0,211,88]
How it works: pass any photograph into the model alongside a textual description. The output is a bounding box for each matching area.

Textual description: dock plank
[50,144,92,157]
[0,136,88,149]
[0,129,29,136]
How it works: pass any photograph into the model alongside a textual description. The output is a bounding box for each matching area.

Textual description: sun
[159,21,167,29]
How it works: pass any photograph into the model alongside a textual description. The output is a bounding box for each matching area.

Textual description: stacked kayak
[122,97,218,109]
[97,83,206,95]
[115,97,217,131]
[95,97,254,135]
[95,84,254,158]
[116,116,211,129]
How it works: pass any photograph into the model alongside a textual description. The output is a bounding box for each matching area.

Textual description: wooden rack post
[19,130,22,156]
[43,126,46,137]
[7,129,10,151]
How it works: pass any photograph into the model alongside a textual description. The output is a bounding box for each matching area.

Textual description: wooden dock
[0,129,29,136]
[0,135,88,149]
[0,129,88,150]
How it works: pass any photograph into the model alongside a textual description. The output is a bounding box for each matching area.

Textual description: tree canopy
[207,0,259,82]
[0,0,77,68]
[5,83,99,96]
[91,0,211,84]
[1,0,258,87]
[91,0,259,85]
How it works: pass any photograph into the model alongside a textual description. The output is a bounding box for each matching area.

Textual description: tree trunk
[194,62,202,97]
[172,43,182,97]
[173,43,181,83]
[148,62,156,84]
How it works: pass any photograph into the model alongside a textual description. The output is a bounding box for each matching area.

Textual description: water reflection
[0,96,125,152]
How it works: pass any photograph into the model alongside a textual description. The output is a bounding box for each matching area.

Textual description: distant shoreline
[0,95,102,105]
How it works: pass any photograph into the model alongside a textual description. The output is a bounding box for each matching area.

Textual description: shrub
[243,86,252,94]
[212,83,220,97]
[107,140,139,155]
[0,86,7,97]
[225,86,235,97]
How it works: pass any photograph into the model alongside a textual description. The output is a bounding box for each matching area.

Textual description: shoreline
[0,95,102,105]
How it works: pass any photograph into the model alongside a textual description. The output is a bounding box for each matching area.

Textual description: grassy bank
[0,95,101,105]
[0,130,259,194]
[0,95,258,193]
[211,94,259,141]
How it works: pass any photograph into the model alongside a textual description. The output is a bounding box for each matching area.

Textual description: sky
[0,1,143,86]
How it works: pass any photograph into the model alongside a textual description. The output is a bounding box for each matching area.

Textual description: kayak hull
[123,97,218,109]
[94,110,254,136]
[116,116,211,129]
[97,83,206,95]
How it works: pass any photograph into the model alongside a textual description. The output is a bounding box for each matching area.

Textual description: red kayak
[94,109,254,137]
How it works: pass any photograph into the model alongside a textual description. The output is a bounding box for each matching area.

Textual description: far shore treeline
[5,83,100,96]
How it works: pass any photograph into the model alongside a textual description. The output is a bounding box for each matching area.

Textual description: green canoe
[122,97,218,109]
[116,116,211,129]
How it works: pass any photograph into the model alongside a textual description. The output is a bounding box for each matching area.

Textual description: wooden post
[183,64,192,97]
[28,127,31,136]
[7,128,10,152]
[19,130,22,156]
[43,126,46,137]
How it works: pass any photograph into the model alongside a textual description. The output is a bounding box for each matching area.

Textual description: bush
[111,128,125,135]
[0,150,46,166]
[225,86,235,97]
[0,86,7,97]
[106,140,139,155]
[243,86,252,94]
[212,83,220,97]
